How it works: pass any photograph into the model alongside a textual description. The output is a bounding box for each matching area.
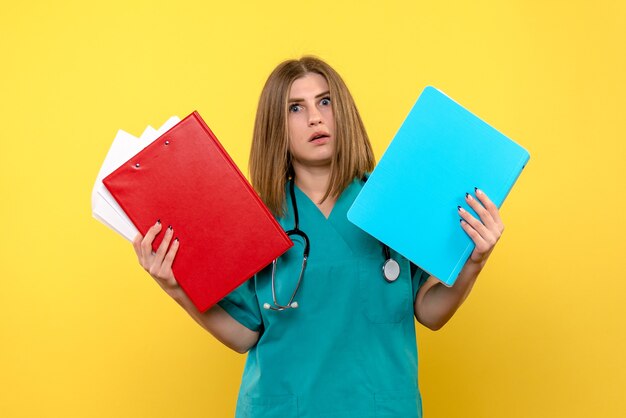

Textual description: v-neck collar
[292,178,359,222]
[282,178,367,260]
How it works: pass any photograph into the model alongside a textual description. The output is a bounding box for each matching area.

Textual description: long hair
[249,56,375,217]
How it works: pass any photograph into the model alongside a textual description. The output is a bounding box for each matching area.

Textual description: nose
[308,107,322,126]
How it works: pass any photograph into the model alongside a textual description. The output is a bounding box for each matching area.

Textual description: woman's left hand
[458,188,505,266]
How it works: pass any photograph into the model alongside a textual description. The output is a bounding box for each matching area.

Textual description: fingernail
[460,219,464,224]
[466,193,472,200]
[156,219,161,225]
[168,225,173,231]
[457,205,464,212]
[475,187,481,194]
[175,237,179,242]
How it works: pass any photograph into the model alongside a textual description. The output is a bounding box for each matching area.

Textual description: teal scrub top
[218,177,429,418]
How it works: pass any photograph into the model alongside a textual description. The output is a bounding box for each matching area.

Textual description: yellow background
[1,0,624,417]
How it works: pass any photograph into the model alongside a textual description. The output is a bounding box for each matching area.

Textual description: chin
[298,157,333,168]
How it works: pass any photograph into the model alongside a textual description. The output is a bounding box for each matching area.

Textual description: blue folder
[347,86,530,286]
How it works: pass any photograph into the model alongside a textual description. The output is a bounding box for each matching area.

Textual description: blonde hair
[249,56,375,217]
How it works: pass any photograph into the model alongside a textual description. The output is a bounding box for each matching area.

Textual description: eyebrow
[288,91,330,103]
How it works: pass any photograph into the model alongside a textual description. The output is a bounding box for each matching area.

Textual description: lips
[309,131,330,142]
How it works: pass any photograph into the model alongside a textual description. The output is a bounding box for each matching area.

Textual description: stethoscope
[263,177,401,311]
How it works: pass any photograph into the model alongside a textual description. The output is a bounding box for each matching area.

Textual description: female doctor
[132,56,505,418]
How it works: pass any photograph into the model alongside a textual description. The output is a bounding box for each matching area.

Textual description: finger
[150,225,174,275]
[459,206,499,254]
[161,236,180,270]
[458,205,492,242]
[159,237,180,287]
[459,219,487,248]
[141,220,162,259]
[460,219,493,258]
[474,188,504,233]
[132,233,145,265]
[132,233,143,255]
[464,192,497,231]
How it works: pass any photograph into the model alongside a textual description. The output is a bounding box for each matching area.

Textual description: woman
[133,56,504,418]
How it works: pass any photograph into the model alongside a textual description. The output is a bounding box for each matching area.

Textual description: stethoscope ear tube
[286,229,310,258]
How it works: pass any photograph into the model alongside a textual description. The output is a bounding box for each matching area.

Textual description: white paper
[92,116,181,240]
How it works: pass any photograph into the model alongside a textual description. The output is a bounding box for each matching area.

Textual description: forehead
[288,73,329,98]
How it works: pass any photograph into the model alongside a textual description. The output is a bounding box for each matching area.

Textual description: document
[94,112,292,311]
[347,86,530,286]
[92,117,180,241]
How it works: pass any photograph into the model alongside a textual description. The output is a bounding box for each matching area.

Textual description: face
[287,72,335,170]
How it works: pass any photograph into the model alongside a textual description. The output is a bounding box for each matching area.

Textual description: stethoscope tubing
[263,177,399,312]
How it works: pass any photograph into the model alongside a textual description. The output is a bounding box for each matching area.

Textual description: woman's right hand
[131,220,260,353]
[132,220,182,298]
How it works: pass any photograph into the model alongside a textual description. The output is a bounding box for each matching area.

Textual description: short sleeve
[410,262,430,301]
[217,278,263,332]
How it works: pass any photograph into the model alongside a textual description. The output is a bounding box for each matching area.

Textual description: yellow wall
[1,1,624,417]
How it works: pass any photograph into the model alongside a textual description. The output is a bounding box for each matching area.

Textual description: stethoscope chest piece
[382,258,401,282]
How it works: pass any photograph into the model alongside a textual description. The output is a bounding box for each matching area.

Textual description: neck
[292,164,334,206]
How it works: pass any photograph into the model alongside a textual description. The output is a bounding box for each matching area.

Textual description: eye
[320,97,331,106]
[289,104,302,113]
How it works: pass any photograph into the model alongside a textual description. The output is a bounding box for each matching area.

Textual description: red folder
[103,112,292,312]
